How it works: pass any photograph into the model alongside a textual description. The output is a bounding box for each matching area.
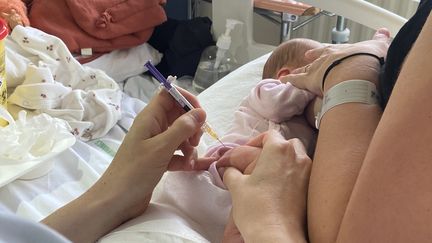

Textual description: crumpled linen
[6,26,122,140]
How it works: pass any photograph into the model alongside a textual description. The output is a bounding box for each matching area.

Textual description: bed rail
[299,0,407,37]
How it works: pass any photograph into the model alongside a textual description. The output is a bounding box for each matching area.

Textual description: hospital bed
[212,0,408,64]
[0,1,410,242]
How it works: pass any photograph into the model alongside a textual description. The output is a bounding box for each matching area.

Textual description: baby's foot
[1,9,24,30]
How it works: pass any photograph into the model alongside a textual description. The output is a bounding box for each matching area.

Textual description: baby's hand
[216,144,262,174]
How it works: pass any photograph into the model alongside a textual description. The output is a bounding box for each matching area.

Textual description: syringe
[145,61,225,147]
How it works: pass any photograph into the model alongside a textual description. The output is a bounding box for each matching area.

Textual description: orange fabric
[29,0,166,55]
[0,0,30,32]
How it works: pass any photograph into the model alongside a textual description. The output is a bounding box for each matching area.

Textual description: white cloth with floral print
[5,26,122,140]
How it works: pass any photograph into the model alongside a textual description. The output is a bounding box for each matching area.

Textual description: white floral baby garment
[6,26,122,140]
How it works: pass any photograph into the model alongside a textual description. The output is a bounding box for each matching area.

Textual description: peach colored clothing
[0,0,30,32]
[29,0,166,55]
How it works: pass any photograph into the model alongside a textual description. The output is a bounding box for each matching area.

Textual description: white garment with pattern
[6,26,122,140]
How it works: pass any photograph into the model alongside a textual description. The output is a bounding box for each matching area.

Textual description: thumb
[223,167,244,193]
[373,28,391,42]
[157,108,206,151]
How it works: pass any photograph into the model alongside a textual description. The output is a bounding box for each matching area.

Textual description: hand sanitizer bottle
[193,19,242,93]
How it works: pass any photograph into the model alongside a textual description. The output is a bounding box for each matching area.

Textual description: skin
[39,14,432,241]
[282,29,389,242]
[336,13,432,242]
[42,89,216,243]
[221,27,392,242]
[261,17,432,242]
[220,41,322,243]
[221,131,311,243]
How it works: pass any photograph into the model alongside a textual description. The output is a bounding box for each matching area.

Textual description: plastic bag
[0,106,76,185]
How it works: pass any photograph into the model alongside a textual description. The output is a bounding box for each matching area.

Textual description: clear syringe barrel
[201,122,219,140]
[168,86,222,142]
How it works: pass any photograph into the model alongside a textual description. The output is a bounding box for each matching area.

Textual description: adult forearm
[42,180,150,242]
[307,57,383,243]
[242,220,308,243]
[337,13,432,242]
[308,103,381,243]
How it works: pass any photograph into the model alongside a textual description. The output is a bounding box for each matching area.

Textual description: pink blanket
[29,0,166,55]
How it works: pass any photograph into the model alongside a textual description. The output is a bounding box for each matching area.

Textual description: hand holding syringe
[144,61,225,147]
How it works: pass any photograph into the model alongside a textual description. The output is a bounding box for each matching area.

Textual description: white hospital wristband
[315,80,380,129]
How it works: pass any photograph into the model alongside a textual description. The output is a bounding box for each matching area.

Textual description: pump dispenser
[193,19,242,93]
[214,19,242,69]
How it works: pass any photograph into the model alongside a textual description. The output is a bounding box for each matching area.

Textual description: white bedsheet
[0,0,410,239]
[197,53,270,155]
[0,51,270,242]
[101,54,271,243]
[0,94,146,221]
[84,43,163,83]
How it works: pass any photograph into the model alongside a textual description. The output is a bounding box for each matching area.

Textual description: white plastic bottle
[192,19,242,93]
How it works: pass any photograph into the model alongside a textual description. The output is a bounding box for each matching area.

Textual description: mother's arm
[337,12,432,242]
[284,32,389,242]
[286,14,432,242]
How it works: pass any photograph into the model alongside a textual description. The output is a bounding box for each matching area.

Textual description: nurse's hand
[217,144,262,174]
[222,131,311,243]
[214,139,262,243]
[102,88,216,215]
[282,28,390,97]
[43,88,216,243]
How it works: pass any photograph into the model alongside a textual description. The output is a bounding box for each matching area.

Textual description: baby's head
[262,38,322,79]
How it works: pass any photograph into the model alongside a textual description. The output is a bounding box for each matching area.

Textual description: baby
[207,38,322,187]
[202,38,322,242]
[97,39,323,243]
